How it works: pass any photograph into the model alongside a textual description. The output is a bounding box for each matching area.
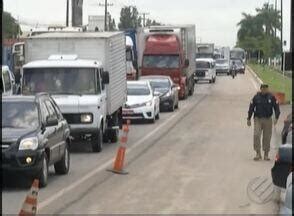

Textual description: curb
[247,65,263,85]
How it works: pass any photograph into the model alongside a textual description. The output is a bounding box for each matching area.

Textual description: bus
[230,47,246,63]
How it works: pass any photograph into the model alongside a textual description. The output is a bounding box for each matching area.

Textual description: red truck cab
[141,34,190,99]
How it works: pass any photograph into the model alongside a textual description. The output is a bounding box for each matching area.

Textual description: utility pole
[99,0,113,31]
[66,0,69,27]
[140,12,150,27]
[290,0,292,52]
[274,0,277,37]
[280,0,283,70]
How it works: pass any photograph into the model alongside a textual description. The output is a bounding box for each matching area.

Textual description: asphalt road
[2,70,290,214]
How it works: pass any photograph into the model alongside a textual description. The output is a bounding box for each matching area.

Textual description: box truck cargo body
[22,32,127,152]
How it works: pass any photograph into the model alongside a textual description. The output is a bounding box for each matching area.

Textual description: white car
[194,58,216,83]
[123,81,160,123]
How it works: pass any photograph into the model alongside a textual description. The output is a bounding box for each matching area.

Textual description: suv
[2,93,71,187]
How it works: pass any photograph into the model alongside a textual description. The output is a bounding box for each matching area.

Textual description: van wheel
[54,143,70,175]
[91,128,103,152]
[38,154,49,188]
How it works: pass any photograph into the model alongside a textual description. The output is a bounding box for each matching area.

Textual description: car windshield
[196,61,210,68]
[127,84,150,96]
[216,59,227,64]
[143,55,180,68]
[22,68,97,95]
[2,101,39,129]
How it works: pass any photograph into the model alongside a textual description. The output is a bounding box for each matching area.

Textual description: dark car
[140,75,179,111]
[2,93,71,187]
[282,113,292,144]
[271,131,292,188]
[230,58,245,74]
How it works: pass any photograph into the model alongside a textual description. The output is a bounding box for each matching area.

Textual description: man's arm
[247,96,256,120]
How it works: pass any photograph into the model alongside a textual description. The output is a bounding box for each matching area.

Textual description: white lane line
[38,102,190,210]
[249,76,259,90]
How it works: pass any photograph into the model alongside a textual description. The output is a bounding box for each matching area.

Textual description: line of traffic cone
[107,120,130,175]
[19,179,39,216]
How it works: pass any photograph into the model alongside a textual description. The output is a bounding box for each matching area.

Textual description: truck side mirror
[102,71,110,84]
[184,59,189,67]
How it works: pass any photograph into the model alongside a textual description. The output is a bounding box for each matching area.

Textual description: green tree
[2,11,22,38]
[107,13,116,31]
[118,6,142,30]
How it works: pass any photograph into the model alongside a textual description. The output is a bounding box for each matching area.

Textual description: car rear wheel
[38,154,49,188]
[54,143,70,175]
[91,128,103,152]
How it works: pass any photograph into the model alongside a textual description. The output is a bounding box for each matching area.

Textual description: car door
[44,99,62,163]
[98,69,107,129]
[50,97,69,156]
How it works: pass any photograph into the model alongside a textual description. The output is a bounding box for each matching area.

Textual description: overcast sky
[3,0,291,49]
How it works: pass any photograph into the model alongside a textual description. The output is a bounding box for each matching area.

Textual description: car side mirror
[102,71,110,84]
[184,59,189,67]
[46,117,58,127]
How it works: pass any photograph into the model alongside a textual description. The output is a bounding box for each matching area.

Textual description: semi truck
[196,43,214,59]
[137,25,196,99]
[21,32,127,152]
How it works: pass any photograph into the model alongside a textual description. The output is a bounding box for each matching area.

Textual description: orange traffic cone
[107,121,130,175]
[19,179,39,216]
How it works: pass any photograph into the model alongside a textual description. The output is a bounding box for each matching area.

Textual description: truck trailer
[137,25,196,99]
[196,43,214,59]
[21,32,127,152]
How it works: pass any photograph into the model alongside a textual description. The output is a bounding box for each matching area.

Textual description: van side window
[100,69,105,90]
[3,70,12,91]
[96,69,101,94]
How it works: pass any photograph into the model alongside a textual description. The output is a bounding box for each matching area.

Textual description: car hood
[2,128,35,142]
[52,95,99,113]
[126,95,153,106]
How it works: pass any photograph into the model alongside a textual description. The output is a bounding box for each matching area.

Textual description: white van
[195,58,216,83]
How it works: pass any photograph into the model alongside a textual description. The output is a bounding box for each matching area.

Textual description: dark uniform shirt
[247,92,280,120]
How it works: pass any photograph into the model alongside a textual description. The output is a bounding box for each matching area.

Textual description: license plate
[123,109,134,114]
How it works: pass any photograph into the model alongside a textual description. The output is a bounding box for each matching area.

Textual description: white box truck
[21,32,127,152]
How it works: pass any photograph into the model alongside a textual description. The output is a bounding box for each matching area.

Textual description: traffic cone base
[19,179,39,216]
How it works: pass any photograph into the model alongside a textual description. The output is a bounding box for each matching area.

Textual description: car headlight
[81,114,93,123]
[19,137,38,150]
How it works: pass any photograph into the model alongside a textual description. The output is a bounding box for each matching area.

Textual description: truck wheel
[91,128,103,152]
[189,84,194,96]
[38,154,49,188]
[54,143,70,175]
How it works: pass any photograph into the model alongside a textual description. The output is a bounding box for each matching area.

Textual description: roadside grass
[249,63,292,102]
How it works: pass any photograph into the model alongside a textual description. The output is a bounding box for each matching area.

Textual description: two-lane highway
[2,71,287,214]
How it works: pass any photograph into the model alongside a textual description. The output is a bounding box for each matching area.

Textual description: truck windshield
[127,84,150,96]
[143,55,179,69]
[22,68,97,95]
[196,62,210,69]
[2,101,39,129]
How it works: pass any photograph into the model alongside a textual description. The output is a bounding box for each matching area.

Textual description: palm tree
[237,13,263,41]
[255,3,281,37]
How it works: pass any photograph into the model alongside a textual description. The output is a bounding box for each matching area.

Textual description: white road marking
[38,102,190,210]
[249,76,259,90]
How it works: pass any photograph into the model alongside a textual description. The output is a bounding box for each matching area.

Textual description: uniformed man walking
[247,84,280,161]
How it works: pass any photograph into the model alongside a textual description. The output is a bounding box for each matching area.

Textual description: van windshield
[143,55,179,69]
[22,68,97,95]
[196,61,210,69]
